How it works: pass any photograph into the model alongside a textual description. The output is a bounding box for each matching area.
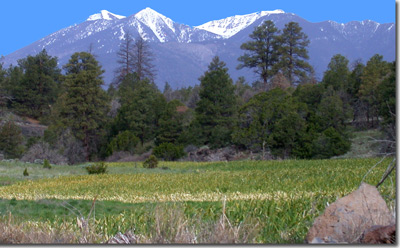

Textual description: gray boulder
[306,183,394,243]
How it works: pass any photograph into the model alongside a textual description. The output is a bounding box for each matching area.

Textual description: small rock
[33,159,44,164]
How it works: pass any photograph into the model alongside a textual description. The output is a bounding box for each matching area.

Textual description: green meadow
[0,158,395,243]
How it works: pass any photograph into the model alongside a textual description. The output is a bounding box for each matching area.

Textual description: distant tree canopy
[4,49,61,120]
[0,38,394,163]
[277,22,312,85]
[237,20,280,90]
[238,21,312,90]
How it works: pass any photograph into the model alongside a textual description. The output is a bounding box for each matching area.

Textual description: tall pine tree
[113,76,166,146]
[9,49,61,119]
[54,52,110,161]
[277,22,312,85]
[237,20,280,90]
[359,54,390,127]
[194,56,237,148]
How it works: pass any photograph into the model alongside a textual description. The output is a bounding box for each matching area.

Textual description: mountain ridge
[1,7,395,89]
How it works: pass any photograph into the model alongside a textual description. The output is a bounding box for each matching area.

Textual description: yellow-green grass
[0,158,394,204]
[0,158,395,243]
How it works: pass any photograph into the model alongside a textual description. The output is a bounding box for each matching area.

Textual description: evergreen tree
[312,127,351,159]
[322,54,350,91]
[114,77,166,146]
[0,63,9,107]
[316,88,351,133]
[163,82,173,102]
[195,56,237,148]
[0,121,24,159]
[277,22,312,85]
[377,61,396,141]
[155,99,189,146]
[106,130,140,156]
[234,76,254,105]
[293,83,325,114]
[348,60,365,123]
[117,72,140,106]
[233,88,310,158]
[54,52,110,160]
[7,50,61,119]
[359,54,390,127]
[321,54,353,121]
[237,20,280,90]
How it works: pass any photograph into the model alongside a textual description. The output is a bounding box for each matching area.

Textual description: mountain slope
[1,8,395,89]
[195,9,285,38]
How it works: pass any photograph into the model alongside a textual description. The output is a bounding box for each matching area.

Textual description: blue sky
[0,0,395,56]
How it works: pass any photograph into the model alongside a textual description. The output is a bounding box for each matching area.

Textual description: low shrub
[86,162,108,175]
[153,143,185,161]
[23,168,29,177]
[43,159,51,169]
[143,155,158,169]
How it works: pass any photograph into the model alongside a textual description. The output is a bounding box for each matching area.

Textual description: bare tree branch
[376,157,396,188]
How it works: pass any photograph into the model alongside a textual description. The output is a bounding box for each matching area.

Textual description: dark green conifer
[195,56,237,148]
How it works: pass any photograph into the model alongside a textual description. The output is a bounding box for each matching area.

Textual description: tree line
[0,21,395,163]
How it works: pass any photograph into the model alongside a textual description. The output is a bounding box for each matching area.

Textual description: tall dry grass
[0,200,262,244]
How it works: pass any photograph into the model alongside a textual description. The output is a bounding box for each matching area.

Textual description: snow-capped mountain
[1,8,395,90]
[195,9,285,38]
[134,7,176,42]
[87,10,126,21]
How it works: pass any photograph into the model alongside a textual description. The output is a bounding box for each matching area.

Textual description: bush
[86,162,108,174]
[106,131,139,156]
[23,168,29,176]
[312,127,351,159]
[43,159,51,169]
[153,143,186,161]
[143,155,158,169]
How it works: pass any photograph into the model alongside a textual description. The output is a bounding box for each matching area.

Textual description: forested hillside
[0,21,395,164]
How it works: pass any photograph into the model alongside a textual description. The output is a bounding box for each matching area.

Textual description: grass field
[0,158,395,243]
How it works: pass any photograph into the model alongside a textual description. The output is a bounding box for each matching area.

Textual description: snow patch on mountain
[195,9,285,38]
[134,7,176,42]
[87,10,126,21]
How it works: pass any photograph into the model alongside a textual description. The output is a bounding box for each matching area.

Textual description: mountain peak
[134,7,176,41]
[195,9,286,38]
[134,7,174,27]
[135,7,161,16]
[87,10,126,21]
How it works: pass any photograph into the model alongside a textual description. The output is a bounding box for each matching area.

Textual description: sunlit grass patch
[0,157,395,243]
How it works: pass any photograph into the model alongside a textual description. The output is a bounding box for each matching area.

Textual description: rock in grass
[306,183,393,243]
[359,224,396,244]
